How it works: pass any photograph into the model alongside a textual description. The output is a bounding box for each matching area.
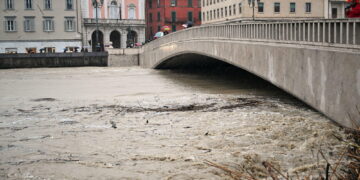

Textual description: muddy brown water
[0,67,347,179]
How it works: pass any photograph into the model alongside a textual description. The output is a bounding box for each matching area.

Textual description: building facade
[145,0,202,40]
[81,0,146,50]
[328,0,351,18]
[0,0,82,53]
[201,0,350,24]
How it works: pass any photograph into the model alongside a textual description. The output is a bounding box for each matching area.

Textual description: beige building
[0,0,82,53]
[201,0,350,24]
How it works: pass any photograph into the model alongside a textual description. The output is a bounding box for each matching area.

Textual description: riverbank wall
[107,48,140,67]
[0,52,108,69]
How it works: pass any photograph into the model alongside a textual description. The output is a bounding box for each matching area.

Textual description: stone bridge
[139,19,360,128]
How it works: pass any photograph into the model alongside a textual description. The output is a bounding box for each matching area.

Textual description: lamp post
[92,0,104,51]
[248,0,260,21]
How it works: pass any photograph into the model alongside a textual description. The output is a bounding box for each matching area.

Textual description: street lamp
[248,0,260,21]
[92,0,104,51]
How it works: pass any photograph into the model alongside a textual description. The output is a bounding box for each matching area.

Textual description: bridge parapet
[146,19,360,51]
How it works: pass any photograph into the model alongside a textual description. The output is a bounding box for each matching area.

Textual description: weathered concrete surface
[107,48,140,67]
[0,52,108,68]
[140,39,360,128]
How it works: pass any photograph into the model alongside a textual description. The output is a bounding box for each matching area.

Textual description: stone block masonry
[0,52,108,69]
[107,48,140,67]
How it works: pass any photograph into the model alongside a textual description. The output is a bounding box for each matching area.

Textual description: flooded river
[0,67,348,179]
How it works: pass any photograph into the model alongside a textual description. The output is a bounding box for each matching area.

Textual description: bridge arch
[140,20,360,128]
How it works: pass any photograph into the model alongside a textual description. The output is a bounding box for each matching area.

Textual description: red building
[145,0,201,40]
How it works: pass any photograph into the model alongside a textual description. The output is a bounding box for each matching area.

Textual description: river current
[0,67,347,179]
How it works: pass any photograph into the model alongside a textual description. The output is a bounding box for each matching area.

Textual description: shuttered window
[43,17,54,32]
[66,0,73,10]
[44,0,52,9]
[5,17,16,32]
[25,0,32,9]
[24,17,35,32]
[64,17,75,32]
[6,0,14,9]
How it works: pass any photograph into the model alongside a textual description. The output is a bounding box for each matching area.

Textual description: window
[172,25,176,32]
[6,0,14,9]
[24,17,35,32]
[171,11,176,22]
[26,48,36,54]
[305,2,311,13]
[225,7,227,17]
[157,0,160,7]
[202,12,205,21]
[210,11,212,20]
[44,0,52,9]
[199,12,202,21]
[65,17,75,31]
[94,7,101,18]
[198,0,201,7]
[66,0,73,10]
[25,0,33,9]
[233,4,236,15]
[109,1,118,19]
[157,25,161,31]
[206,11,209,21]
[229,5,231,16]
[171,0,177,7]
[149,13,152,22]
[258,2,264,13]
[157,12,161,22]
[128,4,136,19]
[149,0,152,8]
[239,3,242,14]
[274,2,280,13]
[332,8,338,18]
[5,48,17,54]
[43,17,54,32]
[217,9,219,18]
[188,0,192,7]
[290,2,296,13]
[5,17,16,32]
[221,8,223,17]
[213,10,215,19]
[44,47,55,53]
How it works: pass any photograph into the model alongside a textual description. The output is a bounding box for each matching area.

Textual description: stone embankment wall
[107,48,140,67]
[0,52,108,69]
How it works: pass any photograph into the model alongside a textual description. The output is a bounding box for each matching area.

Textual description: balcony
[83,18,146,26]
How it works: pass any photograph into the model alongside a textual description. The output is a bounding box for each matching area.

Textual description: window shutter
[64,19,67,31]
[4,20,8,31]
[31,19,35,31]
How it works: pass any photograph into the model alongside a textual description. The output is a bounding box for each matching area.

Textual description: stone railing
[146,19,360,50]
[83,18,145,25]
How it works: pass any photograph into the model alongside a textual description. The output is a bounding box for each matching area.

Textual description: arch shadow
[110,30,121,48]
[91,30,104,51]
